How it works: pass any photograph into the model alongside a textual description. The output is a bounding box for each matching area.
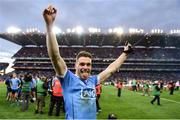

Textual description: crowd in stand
[13,47,180,59]
[10,46,180,81]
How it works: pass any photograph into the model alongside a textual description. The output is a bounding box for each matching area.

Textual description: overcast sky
[0,0,180,72]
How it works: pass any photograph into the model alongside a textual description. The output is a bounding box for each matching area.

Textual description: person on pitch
[43,5,133,119]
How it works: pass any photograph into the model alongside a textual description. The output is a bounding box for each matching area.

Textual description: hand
[43,5,57,26]
[123,42,133,54]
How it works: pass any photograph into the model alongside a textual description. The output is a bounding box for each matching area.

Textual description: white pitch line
[136,92,180,104]
[159,97,180,104]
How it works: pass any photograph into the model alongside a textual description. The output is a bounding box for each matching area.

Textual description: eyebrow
[79,62,92,66]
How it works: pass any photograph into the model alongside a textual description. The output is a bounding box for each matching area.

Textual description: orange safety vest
[116,82,123,89]
[52,79,63,97]
[96,84,102,95]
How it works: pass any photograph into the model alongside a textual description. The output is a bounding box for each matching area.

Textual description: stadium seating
[12,46,180,81]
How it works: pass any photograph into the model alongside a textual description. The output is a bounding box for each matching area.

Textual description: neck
[75,70,78,76]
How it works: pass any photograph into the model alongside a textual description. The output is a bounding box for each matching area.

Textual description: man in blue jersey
[10,73,21,101]
[43,5,132,119]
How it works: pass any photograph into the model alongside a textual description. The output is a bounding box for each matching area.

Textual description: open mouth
[80,69,90,74]
[80,69,90,79]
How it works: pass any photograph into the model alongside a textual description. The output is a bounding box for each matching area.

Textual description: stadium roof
[1,32,180,47]
[0,62,9,71]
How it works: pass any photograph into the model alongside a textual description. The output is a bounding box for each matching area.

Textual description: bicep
[51,56,67,77]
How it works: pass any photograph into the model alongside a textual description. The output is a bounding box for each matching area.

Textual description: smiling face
[75,57,92,80]
[12,73,17,78]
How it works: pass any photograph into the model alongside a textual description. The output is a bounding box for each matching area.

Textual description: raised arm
[98,43,132,83]
[43,5,67,76]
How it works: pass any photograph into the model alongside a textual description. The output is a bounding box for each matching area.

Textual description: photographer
[21,73,32,111]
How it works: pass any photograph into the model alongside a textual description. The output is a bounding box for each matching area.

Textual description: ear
[75,61,78,69]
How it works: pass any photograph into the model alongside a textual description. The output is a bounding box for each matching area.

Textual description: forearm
[46,31,60,58]
[99,52,128,83]
[46,27,67,76]
[106,52,128,73]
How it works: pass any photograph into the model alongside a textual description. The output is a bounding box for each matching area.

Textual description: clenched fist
[43,5,57,26]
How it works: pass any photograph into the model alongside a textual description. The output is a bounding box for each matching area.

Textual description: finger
[43,9,51,15]
[125,41,128,46]
[53,7,57,14]
[44,9,49,13]
[127,43,132,46]
[48,5,53,9]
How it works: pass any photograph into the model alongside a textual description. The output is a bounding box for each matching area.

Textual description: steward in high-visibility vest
[150,81,161,105]
[21,73,32,111]
[131,79,137,91]
[96,84,102,113]
[35,76,48,114]
[142,81,150,96]
[52,78,63,97]
[96,84,102,95]
[48,77,64,116]
[36,79,47,96]
[116,81,123,97]
[116,82,123,89]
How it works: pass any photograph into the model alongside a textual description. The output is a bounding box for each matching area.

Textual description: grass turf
[0,82,180,119]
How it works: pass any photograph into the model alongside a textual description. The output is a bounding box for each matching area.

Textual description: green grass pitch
[0,82,180,119]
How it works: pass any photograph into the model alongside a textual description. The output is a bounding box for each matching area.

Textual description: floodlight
[88,27,100,33]
[139,29,144,34]
[151,29,155,33]
[26,29,30,33]
[88,27,95,33]
[113,27,123,35]
[75,26,83,34]
[108,28,113,33]
[170,29,180,34]
[97,28,101,32]
[66,28,71,33]
[7,26,21,33]
[53,26,62,34]
[151,29,163,34]
[129,28,136,33]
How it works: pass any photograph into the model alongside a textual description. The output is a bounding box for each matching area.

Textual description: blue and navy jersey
[58,70,99,119]
[30,79,36,88]
[10,78,21,90]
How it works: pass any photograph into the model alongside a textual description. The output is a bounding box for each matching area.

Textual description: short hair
[76,51,92,60]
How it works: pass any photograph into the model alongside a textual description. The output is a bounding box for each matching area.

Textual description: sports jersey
[36,79,46,96]
[30,79,36,89]
[10,78,21,90]
[22,80,31,92]
[58,70,99,119]
[152,84,160,96]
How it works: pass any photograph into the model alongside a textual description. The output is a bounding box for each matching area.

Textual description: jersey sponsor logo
[80,87,96,99]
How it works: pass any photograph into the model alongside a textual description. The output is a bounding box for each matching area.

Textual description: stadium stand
[0,63,9,73]
[0,33,180,81]
[0,62,9,80]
